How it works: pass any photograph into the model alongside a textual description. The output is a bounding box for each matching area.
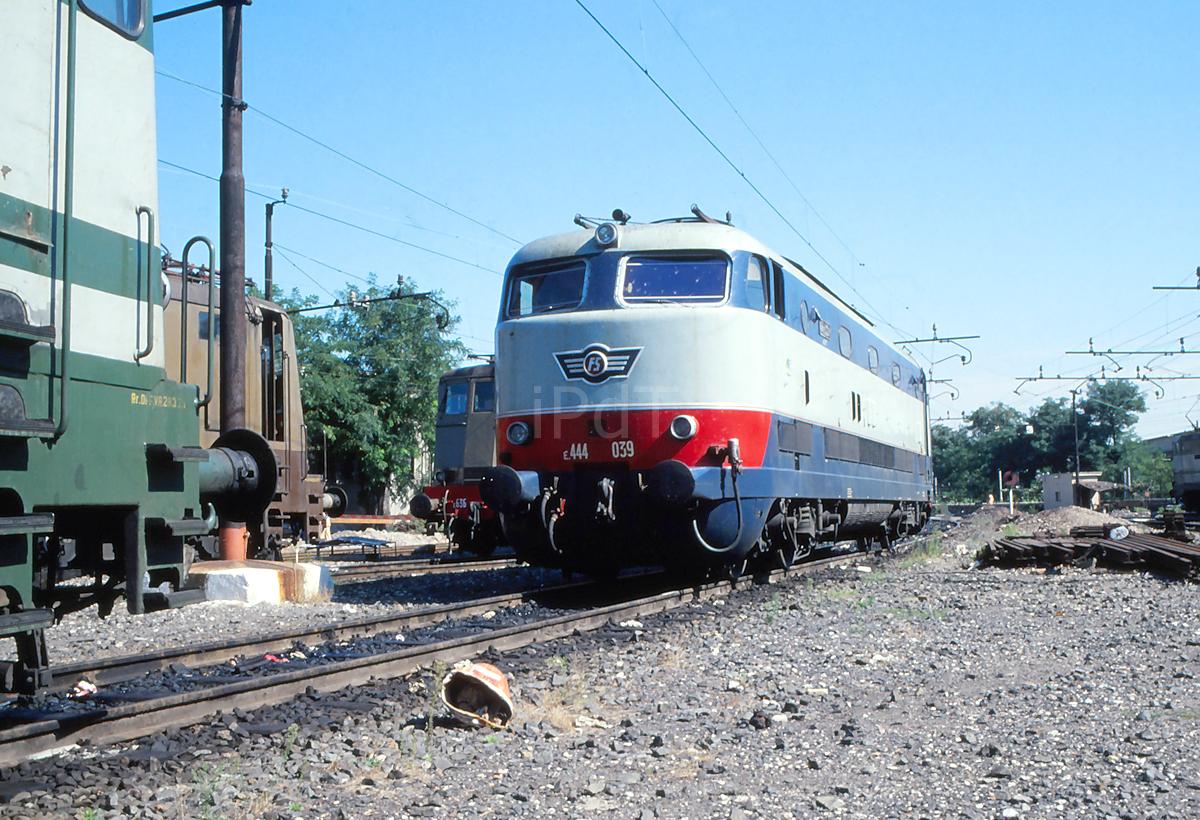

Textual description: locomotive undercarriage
[494,467,929,577]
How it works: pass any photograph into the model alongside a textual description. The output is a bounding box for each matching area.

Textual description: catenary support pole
[219,0,248,559]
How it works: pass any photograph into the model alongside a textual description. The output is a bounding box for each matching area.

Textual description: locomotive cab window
[621,255,728,304]
[837,326,853,357]
[441,382,469,416]
[472,380,495,413]
[506,260,586,318]
[744,256,768,311]
[80,0,146,37]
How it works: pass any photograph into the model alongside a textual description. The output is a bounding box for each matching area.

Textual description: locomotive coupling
[643,459,696,507]
[479,466,539,512]
[322,485,348,518]
[409,492,440,519]
[197,428,279,522]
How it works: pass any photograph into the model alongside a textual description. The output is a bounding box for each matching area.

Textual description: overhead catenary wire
[272,246,335,298]
[257,243,496,349]
[572,0,906,337]
[648,0,866,272]
[155,69,522,246]
[159,159,502,275]
[273,243,372,285]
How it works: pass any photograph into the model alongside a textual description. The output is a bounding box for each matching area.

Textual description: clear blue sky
[152,1,1200,438]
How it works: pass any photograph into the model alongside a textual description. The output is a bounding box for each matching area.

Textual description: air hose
[693,445,745,555]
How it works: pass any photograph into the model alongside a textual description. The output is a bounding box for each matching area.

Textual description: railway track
[328,555,521,583]
[0,551,860,766]
[41,581,577,691]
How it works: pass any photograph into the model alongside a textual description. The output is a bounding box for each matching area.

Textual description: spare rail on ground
[981,524,1200,577]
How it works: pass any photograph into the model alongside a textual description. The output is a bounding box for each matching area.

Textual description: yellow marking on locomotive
[129,391,181,409]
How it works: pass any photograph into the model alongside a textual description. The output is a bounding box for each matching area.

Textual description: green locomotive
[0,0,275,691]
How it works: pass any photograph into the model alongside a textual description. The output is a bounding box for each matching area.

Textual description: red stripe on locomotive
[498,408,772,471]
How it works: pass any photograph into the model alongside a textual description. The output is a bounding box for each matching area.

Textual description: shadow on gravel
[330,568,561,607]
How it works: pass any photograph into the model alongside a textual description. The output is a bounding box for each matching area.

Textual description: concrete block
[186,560,334,605]
[288,561,334,603]
[187,563,283,605]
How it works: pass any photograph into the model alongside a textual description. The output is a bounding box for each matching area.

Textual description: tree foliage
[280,278,467,511]
[932,381,1171,502]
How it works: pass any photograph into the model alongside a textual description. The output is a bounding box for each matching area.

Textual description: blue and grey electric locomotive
[481,210,932,574]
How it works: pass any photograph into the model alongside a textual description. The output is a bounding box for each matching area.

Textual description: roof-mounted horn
[690,204,733,226]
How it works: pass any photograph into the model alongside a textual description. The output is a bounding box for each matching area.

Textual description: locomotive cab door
[463,378,496,477]
[434,379,470,481]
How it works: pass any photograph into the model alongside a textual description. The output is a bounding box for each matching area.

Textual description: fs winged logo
[554,343,642,384]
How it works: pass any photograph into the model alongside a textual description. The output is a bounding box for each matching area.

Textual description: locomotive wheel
[465,528,498,558]
[448,518,472,551]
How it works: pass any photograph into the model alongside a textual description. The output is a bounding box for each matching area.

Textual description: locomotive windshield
[505,260,586,318]
[621,255,728,304]
[473,380,495,412]
[441,382,469,416]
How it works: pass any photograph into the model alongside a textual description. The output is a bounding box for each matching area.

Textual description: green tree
[931,381,1157,502]
[281,278,467,511]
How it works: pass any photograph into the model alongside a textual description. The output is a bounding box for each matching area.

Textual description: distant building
[1041,471,1124,510]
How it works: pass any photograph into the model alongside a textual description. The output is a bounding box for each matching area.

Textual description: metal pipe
[53,0,78,439]
[153,0,223,23]
[180,236,215,398]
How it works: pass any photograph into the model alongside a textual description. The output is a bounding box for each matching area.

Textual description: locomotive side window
[441,382,469,416]
[867,346,879,374]
[745,257,768,311]
[891,363,902,385]
[621,255,728,304]
[80,0,146,37]
[838,326,853,357]
[506,260,586,318]
[472,380,495,413]
[770,261,786,320]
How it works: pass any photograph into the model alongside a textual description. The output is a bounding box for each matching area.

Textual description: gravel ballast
[0,565,559,666]
[1,519,1198,817]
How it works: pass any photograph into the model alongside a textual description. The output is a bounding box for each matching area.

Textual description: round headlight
[434,469,446,483]
[669,414,699,441]
[595,222,618,247]
[506,421,532,446]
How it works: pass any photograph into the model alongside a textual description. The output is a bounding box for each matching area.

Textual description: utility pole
[1071,389,1082,507]
[264,188,288,301]
[218,0,248,558]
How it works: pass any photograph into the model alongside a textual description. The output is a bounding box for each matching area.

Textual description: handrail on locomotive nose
[180,236,217,415]
[134,206,156,361]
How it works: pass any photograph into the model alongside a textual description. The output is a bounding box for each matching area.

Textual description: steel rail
[0,554,855,766]
[42,575,610,691]
[329,557,520,582]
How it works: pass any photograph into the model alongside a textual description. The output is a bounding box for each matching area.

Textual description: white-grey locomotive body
[481,213,932,573]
